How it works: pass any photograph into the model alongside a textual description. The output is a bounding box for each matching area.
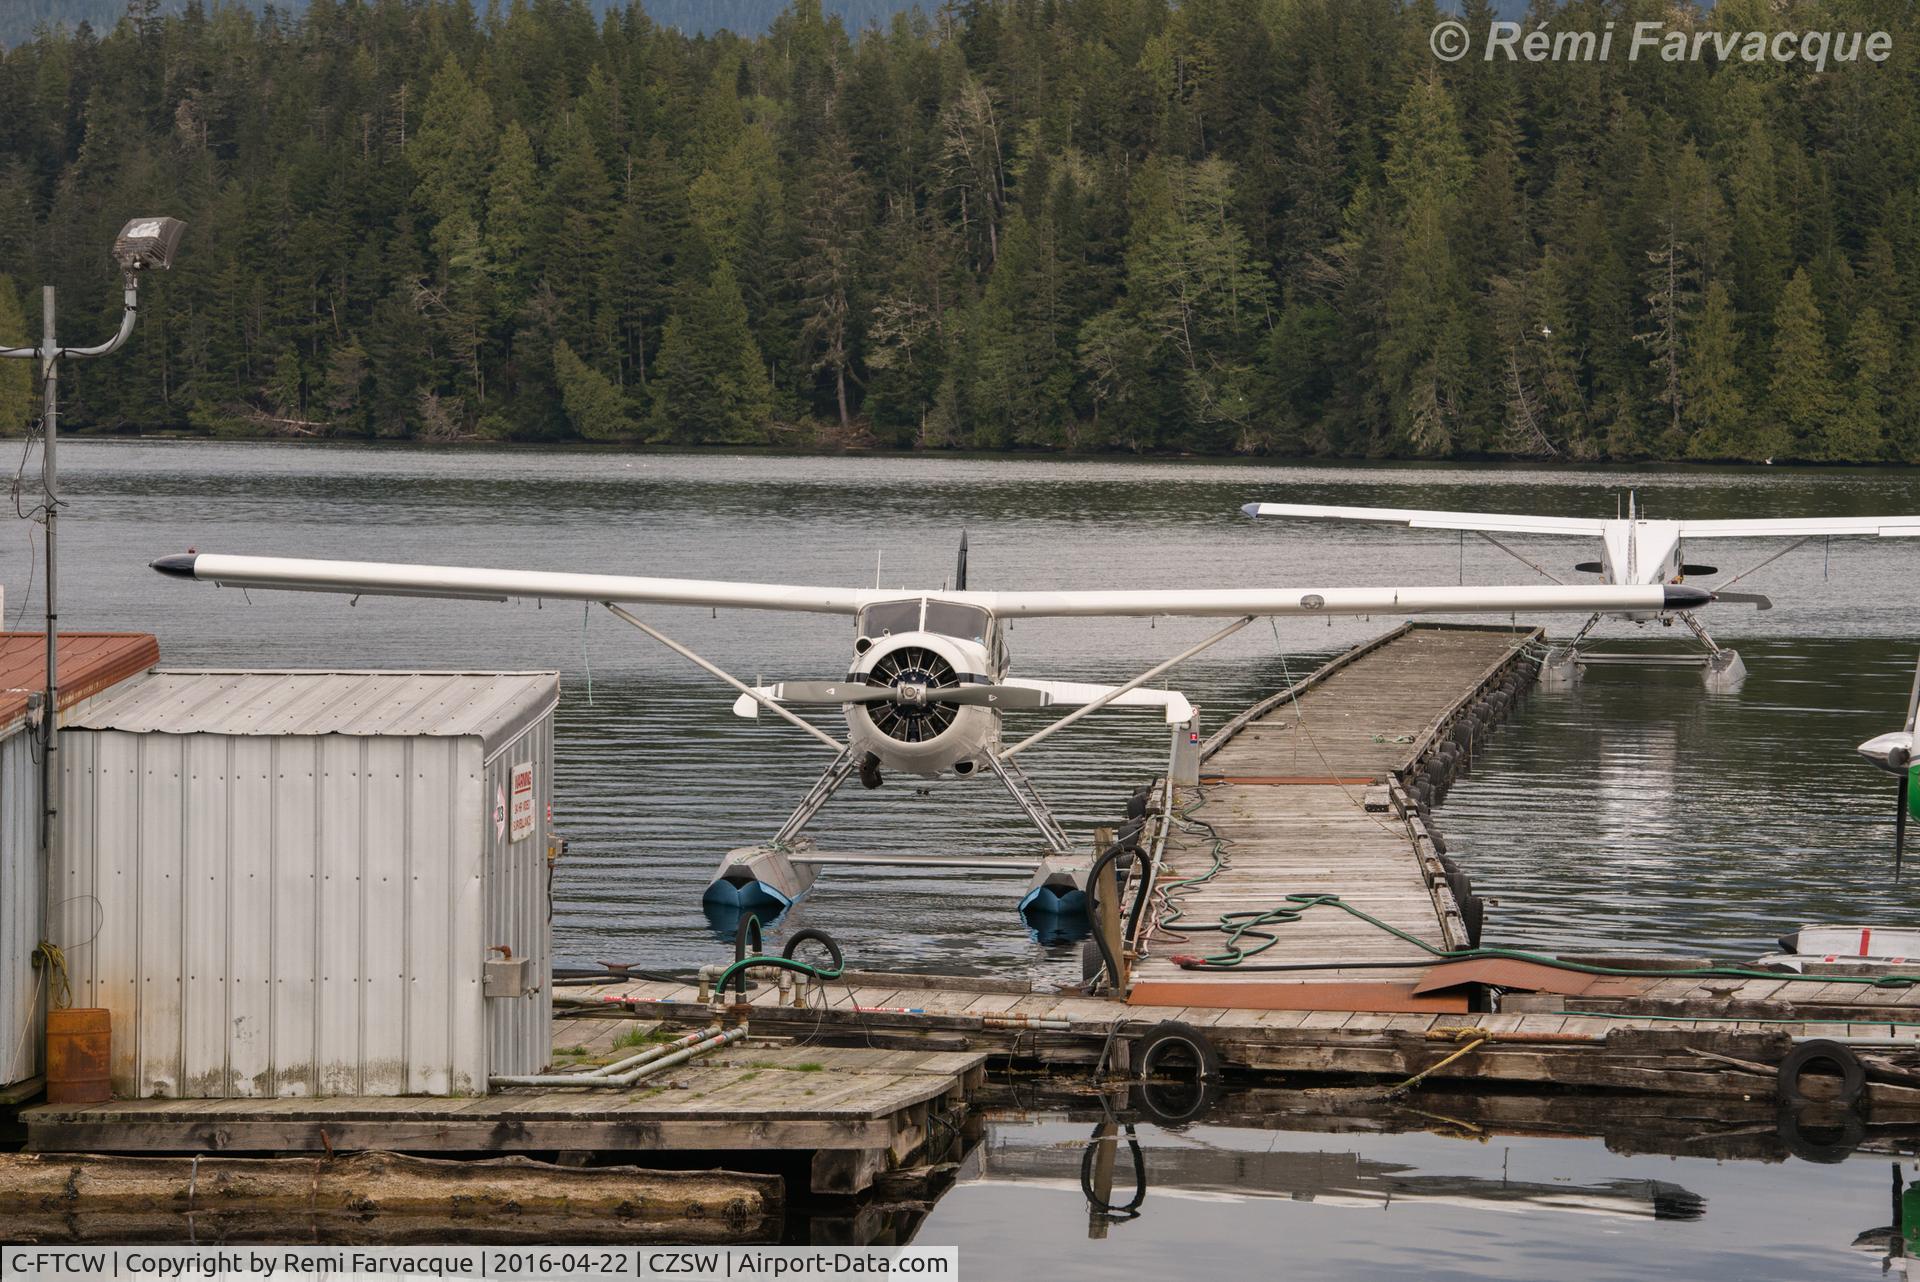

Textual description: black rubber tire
[1776,1102,1864,1164]
[1131,1077,1220,1129]
[1458,892,1485,948]
[1777,1039,1866,1107]
[1134,1019,1222,1082]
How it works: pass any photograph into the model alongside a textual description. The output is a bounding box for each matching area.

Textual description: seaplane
[151,544,1713,919]
[1244,495,1920,689]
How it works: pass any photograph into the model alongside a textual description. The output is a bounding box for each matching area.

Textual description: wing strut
[602,602,845,754]
[1472,531,1566,585]
[1711,537,1814,593]
[998,615,1253,760]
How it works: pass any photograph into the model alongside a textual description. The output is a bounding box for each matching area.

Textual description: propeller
[1892,657,1920,878]
[767,680,1053,709]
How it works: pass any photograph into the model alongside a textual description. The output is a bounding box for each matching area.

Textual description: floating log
[0,1151,779,1244]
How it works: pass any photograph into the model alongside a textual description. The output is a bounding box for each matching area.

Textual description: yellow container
[46,1007,111,1103]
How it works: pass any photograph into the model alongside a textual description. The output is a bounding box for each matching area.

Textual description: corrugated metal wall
[0,728,42,1087]
[54,727,551,1098]
[482,715,554,1078]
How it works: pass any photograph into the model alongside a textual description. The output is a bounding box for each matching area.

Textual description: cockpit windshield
[923,601,992,644]
[858,599,922,637]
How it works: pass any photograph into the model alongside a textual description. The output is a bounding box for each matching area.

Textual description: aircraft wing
[152,552,1711,619]
[1674,516,1920,538]
[1001,679,1195,725]
[1244,502,1609,537]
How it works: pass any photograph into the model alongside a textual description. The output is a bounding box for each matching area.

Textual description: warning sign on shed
[509,762,537,843]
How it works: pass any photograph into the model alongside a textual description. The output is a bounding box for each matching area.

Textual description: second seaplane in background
[1245,495,1920,690]
[152,544,1711,923]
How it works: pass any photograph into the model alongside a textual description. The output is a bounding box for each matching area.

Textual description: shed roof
[65,669,560,753]
[0,632,160,739]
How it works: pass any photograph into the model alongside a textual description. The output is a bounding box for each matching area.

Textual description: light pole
[1,215,185,863]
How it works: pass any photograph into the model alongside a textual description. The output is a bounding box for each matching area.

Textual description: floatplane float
[1245,494,1920,690]
[152,544,1713,924]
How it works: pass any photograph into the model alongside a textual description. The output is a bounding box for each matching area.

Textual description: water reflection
[935,1085,1920,1282]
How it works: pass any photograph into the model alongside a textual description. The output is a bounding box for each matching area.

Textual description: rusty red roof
[0,632,159,738]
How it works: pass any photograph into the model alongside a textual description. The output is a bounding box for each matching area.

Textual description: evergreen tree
[1827,306,1894,462]
[650,261,772,443]
[1768,268,1838,461]
[0,276,31,436]
[1684,282,1762,462]
[553,339,640,441]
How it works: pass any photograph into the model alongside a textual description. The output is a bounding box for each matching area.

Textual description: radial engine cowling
[844,630,999,778]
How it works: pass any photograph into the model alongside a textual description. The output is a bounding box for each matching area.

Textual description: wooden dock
[1128,623,1535,1011]
[23,1035,986,1197]
[19,618,1920,1216]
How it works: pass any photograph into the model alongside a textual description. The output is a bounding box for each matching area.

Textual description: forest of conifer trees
[0,0,1916,461]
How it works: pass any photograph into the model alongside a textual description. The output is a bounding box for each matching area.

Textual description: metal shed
[51,669,560,1099]
[0,631,158,1090]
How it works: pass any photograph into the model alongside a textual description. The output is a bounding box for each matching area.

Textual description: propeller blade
[1899,771,1909,880]
[770,681,898,704]
[955,530,969,592]
[1711,591,1773,610]
[762,680,1051,709]
[1573,561,1604,574]
[1904,653,1920,736]
[935,684,1053,709]
[1679,563,1719,576]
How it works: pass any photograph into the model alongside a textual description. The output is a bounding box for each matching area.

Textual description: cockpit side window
[923,602,991,644]
[858,599,923,637]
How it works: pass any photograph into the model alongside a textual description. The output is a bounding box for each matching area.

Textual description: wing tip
[1662,585,1714,610]
[151,553,198,578]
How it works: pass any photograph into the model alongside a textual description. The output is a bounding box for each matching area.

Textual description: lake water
[11,440,1920,1272]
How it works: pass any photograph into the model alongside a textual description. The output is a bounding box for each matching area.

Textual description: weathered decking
[1128,624,1536,1010]
[23,1042,987,1195]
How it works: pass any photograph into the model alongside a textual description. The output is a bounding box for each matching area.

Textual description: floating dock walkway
[1128,623,1532,1011]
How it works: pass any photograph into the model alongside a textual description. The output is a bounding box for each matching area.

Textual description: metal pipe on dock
[491,1025,744,1088]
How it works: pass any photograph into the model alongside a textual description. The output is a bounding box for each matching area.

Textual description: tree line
[0,0,1916,462]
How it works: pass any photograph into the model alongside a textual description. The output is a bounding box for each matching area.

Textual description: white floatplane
[1244,495,1920,689]
[152,545,1713,917]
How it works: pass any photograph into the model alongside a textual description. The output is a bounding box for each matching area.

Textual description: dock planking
[23,1042,989,1196]
[1127,624,1537,1010]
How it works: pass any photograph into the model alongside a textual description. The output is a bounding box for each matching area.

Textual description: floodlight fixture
[111,216,188,273]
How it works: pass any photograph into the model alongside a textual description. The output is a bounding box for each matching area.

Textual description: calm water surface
[10,442,1920,1274]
